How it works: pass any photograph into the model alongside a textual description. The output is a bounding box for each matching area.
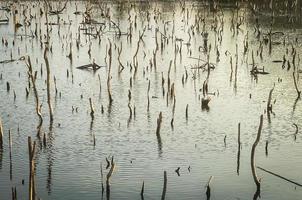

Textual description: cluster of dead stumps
[0,0,302,199]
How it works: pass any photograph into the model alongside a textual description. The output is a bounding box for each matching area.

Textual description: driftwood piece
[0,17,9,24]
[272,60,283,63]
[0,6,10,12]
[0,59,15,64]
[0,56,25,64]
[250,66,269,76]
[257,166,302,187]
[202,97,211,110]
[76,63,104,71]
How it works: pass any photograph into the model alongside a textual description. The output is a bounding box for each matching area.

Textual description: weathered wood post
[161,171,167,200]
[0,117,3,148]
[251,115,263,197]
[28,136,36,200]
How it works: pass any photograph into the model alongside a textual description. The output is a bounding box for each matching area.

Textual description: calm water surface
[0,1,302,200]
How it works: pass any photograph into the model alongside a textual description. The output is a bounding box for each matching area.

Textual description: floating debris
[76,62,104,71]
[0,17,8,24]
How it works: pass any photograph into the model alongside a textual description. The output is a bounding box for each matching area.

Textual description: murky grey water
[0,1,302,200]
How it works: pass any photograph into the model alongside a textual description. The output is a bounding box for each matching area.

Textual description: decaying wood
[206,176,213,200]
[140,181,144,199]
[267,87,274,123]
[28,137,36,200]
[100,163,104,196]
[202,97,211,109]
[106,157,115,200]
[107,40,113,105]
[0,56,25,64]
[0,117,3,147]
[251,115,263,193]
[185,104,188,120]
[293,123,299,141]
[147,80,150,112]
[237,123,241,175]
[161,171,167,200]
[44,47,53,122]
[89,98,94,119]
[45,0,68,15]
[24,56,43,136]
[293,72,301,99]
[257,166,302,187]
[0,17,9,24]
[156,112,163,136]
[106,157,115,182]
[76,63,103,71]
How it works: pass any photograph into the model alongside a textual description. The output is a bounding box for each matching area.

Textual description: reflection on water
[0,0,302,200]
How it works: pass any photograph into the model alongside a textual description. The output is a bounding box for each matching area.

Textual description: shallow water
[0,1,302,200]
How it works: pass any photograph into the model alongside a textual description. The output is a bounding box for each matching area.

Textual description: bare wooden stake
[293,72,301,99]
[106,157,115,199]
[237,123,241,175]
[107,40,113,105]
[170,118,174,130]
[100,163,104,196]
[9,129,12,180]
[293,123,299,141]
[28,136,36,200]
[11,186,17,200]
[147,80,150,112]
[267,87,274,123]
[161,171,167,200]
[43,133,47,147]
[89,98,94,119]
[206,176,213,200]
[0,117,3,147]
[185,104,188,121]
[25,87,29,97]
[13,90,16,101]
[24,56,43,136]
[156,112,163,136]
[140,181,144,199]
[6,81,10,92]
[44,46,53,122]
[251,115,263,194]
